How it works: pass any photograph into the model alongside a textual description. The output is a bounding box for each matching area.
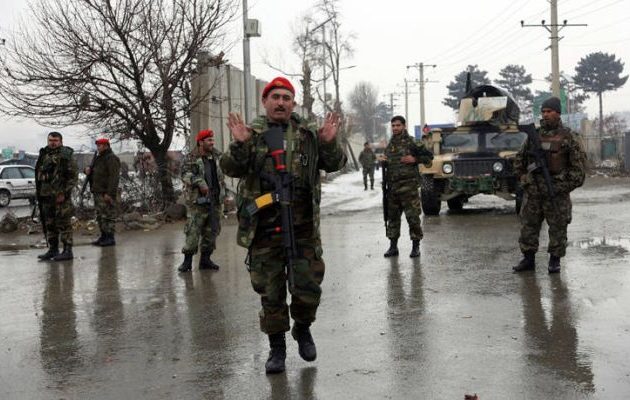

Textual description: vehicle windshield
[441,131,526,152]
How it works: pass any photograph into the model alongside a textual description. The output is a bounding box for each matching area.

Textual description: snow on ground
[320,170,383,215]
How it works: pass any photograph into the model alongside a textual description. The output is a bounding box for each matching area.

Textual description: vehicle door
[19,166,37,197]
[0,166,28,198]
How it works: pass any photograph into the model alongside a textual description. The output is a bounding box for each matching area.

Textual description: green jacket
[181,148,225,208]
[35,146,78,197]
[220,113,347,248]
[384,131,433,193]
[89,148,121,197]
[358,148,376,170]
[514,121,586,195]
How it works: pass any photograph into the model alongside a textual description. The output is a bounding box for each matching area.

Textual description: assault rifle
[519,123,558,212]
[80,150,99,208]
[381,160,389,229]
[247,126,297,291]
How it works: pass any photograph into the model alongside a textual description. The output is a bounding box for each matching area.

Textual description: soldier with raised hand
[178,129,225,272]
[220,76,347,374]
[512,97,586,274]
[358,141,376,190]
[35,131,79,261]
[381,115,433,258]
[86,138,121,247]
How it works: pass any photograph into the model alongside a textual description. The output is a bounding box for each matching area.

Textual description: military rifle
[247,126,297,291]
[80,150,99,208]
[381,160,389,229]
[519,123,558,212]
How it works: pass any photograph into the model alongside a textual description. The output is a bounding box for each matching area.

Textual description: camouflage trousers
[519,191,572,257]
[386,189,423,241]
[249,238,325,335]
[182,204,221,255]
[41,196,74,246]
[362,167,375,188]
[94,194,117,234]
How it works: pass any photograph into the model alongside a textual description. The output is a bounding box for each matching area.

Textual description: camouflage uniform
[384,132,433,241]
[514,121,586,257]
[358,148,376,189]
[89,148,121,235]
[35,146,78,247]
[181,149,225,256]
[220,113,346,334]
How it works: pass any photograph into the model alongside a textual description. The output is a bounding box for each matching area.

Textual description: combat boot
[38,238,59,261]
[199,251,219,270]
[52,244,73,261]
[383,239,399,257]
[178,253,193,272]
[548,255,561,274]
[512,251,536,272]
[409,240,421,258]
[99,233,116,247]
[291,322,317,362]
[265,333,286,374]
[91,233,105,246]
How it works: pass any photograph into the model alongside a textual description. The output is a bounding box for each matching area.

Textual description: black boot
[178,253,193,272]
[548,255,561,274]
[512,251,536,272]
[91,233,105,246]
[38,238,59,260]
[199,251,219,270]
[99,233,116,247]
[292,323,317,362]
[52,244,73,261]
[410,240,421,258]
[265,333,286,374]
[383,239,399,257]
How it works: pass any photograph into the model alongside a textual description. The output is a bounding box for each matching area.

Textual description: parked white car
[0,165,37,207]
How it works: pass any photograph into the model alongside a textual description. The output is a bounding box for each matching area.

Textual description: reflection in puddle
[572,237,630,257]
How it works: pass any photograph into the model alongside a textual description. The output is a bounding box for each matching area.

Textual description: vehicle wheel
[447,196,465,211]
[0,190,11,207]
[420,175,441,216]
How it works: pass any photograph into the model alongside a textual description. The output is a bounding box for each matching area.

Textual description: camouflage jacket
[358,148,376,170]
[181,149,225,208]
[89,148,121,196]
[384,131,433,193]
[220,113,347,248]
[35,146,78,198]
[514,121,586,195]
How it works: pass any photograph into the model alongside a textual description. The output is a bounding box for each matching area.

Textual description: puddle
[572,237,630,257]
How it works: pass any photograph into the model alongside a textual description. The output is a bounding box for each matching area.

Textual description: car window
[487,132,527,150]
[20,167,36,179]
[1,167,22,180]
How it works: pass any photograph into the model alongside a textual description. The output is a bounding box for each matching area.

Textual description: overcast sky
[1,0,629,152]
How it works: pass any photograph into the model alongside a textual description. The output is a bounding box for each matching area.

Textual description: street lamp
[242,0,261,124]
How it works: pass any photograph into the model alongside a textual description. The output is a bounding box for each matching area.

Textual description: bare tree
[0,0,236,205]
[348,81,378,142]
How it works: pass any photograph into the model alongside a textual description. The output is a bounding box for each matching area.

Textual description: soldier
[358,141,376,190]
[512,97,586,274]
[220,77,346,374]
[86,138,121,247]
[178,129,225,272]
[381,116,433,258]
[35,132,79,261]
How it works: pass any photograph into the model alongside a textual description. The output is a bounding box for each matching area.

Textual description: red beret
[196,129,214,142]
[262,77,295,98]
[95,138,109,145]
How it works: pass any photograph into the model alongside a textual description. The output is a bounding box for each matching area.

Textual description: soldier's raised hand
[319,112,340,143]
[227,112,251,143]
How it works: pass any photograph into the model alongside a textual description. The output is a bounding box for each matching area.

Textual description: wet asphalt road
[1,176,629,399]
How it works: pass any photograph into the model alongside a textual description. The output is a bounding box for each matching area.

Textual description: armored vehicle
[419,84,527,215]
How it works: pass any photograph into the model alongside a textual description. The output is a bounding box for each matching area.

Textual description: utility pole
[241,1,261,123]
[401,79,419,120]
[521,0,586,98]
[406,63,436,128]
